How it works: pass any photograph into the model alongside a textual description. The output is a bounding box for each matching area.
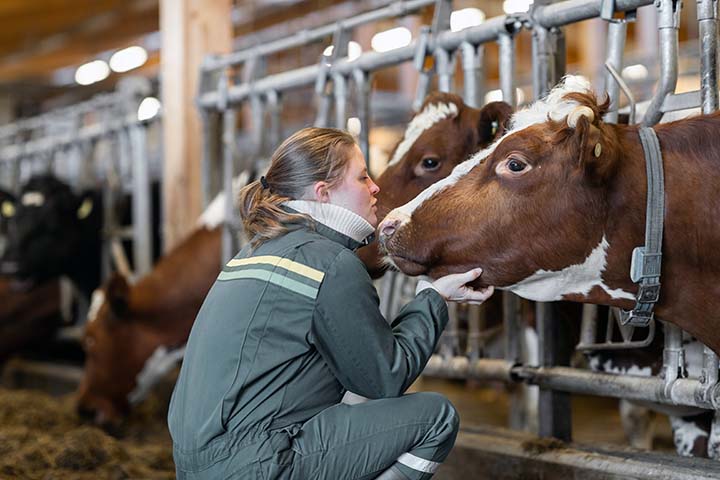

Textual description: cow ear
[477,101,513,144]
[573,116,615,181]
[106,273,130,318]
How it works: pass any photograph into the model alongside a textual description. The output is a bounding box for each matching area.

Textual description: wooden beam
[160,0,232,251]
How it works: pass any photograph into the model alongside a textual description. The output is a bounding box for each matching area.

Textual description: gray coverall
[168,219,458,479]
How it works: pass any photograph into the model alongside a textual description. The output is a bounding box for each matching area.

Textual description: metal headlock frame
[0,81,160,278]
[198,0,720,446]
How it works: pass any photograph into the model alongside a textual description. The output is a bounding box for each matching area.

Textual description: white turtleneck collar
[284,200,375,244]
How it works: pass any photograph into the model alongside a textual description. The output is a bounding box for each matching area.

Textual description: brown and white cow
[76,224,221,425]
[379,75,720,355]
[379,75,720,456]
[358,92,512,277]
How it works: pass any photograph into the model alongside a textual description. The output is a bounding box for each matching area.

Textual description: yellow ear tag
[594,143,602,158]
[1,201,15,217]
[77,198,93,220]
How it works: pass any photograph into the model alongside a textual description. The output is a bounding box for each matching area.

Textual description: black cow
[1,175,103,299]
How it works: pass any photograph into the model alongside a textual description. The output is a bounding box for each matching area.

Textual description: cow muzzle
[377,210,410,250]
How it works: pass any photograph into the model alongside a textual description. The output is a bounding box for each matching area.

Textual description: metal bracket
[630,246,662,282]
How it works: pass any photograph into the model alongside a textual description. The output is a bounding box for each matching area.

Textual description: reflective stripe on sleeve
[396,453,441,473]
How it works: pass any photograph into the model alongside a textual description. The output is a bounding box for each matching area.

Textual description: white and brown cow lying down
[379,75,720,456]
[75,95,513,427]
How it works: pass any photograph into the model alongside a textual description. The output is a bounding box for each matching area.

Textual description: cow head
[76,274,159,427]
[358,92,512,277]
[2,175,101,287]
[379,76,631,305]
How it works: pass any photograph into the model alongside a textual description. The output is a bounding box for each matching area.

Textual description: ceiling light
[503,0,533,14]
[322,41,363,61]
[371,27,412,53]
[450,8,486,32]
[74,60,110,86]
[137,97,161,121]
[110,46,148,73]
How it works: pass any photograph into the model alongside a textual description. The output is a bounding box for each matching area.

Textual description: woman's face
[327,145,380,226]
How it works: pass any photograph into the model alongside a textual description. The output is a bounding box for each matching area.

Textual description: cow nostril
[379,218,400,242]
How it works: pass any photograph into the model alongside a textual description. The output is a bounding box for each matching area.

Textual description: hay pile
[0,388,174,479]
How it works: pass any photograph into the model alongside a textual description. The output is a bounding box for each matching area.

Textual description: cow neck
[618,126,665,327]
[131,227,222,321]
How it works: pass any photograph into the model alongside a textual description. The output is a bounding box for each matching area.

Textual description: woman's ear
[312,181,330,203]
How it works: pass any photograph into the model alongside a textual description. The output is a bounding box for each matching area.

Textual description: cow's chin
[384,255,429,276]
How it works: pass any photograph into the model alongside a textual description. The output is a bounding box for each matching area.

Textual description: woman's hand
[417,268,495,305]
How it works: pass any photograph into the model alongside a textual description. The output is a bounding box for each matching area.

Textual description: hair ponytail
[237,127,356,248]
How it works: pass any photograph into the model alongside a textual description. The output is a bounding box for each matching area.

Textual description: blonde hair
[238,127,357,247]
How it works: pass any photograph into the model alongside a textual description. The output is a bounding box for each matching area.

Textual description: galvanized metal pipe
[642,0,681,126]
[221,108,237,263]
[333,73,348,129]
[435,48,454,93]
[532,26,554,100]
[202,0,438,72]
[604,20,627,123]
[498,32,516,108]
[698,0,719,114]
[266,90,282,154]
[352,69,371,163]
[460,42,484,108]
[129,125,152,276]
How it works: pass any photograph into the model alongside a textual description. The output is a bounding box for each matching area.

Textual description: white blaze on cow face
[387,102,459,167]
[87,289,106,324]
[388,75,595,225]
[502,236,635,302]
[21,191,45,207]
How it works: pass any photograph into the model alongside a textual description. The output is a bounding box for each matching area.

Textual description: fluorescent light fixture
[371,27,412,53]
[74,60,110,86]
[621,64,649,81]
[109,46,148,73]
[484,88,525,105]
[450,8,485,32]
[347,117,362,136]
[137,97,161,121]
[322,41,363,61]
[503,0,533,14]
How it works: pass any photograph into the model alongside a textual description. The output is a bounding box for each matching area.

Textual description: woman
[168,127,494,479]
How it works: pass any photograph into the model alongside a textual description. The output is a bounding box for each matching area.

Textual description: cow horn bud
[566,106,595,128]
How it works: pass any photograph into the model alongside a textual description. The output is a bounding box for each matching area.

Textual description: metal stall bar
[199,0,654,111]
[202,0,438,73]
[352,69,372,163]
[498,31,517,108]
[128,123,153,276]
[423,356,720,410]
[642,0,682,126]
[460,42,484,108]
[603,19,629,123]
[698,0,719,114]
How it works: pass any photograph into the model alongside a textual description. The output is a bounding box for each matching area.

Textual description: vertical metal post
[532,26,554,99]
[460,42,484,108]
[435,48,454,93]
[333,73,348,129]
[698,0,719,114]
[129,125,152,276]
[579,304,599,347]
[537,301,572,441]
[200,109,215,207]
[266,90,282,154]
[643,0,681,126]
[221,107,237,263]
[352,69,371,165]
[604,21,628,123]
[498,33,517,108]
[662,321,685,396]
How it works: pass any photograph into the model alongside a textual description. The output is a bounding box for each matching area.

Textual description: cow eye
[495,154,532,177]
[421,157,440,171]
[508,159,526,172]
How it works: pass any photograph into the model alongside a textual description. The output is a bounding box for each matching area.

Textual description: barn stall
[0,0,720,479]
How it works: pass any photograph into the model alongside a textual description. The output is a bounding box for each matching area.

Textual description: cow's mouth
[384,254,429,276]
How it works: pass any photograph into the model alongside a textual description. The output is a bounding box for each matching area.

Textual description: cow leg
[708,411,720,459]
[618,399,655,449]
[669,412,712,457]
